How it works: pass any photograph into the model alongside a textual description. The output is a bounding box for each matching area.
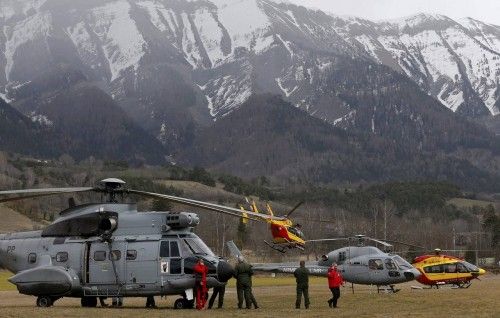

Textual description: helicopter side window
[126,250,137,260]
[444,264,457,273]
[170,242,180,257]
[385,259,397,270]
[109,250,121,261]
[94,251,106,261]
[338,251,346,262]
[28,253,37,264]
[424,265,443,273]
[170,258,182,274]
[160,241,170,258]
[56,252,68,263]
[369,259,384,270]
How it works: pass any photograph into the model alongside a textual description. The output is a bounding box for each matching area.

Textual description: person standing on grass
[327,263,344,308]
[234,256,259,309]
[145,295,156,308]
[294,260,310,309]
[194,258,208,310]
[208,284,226,309]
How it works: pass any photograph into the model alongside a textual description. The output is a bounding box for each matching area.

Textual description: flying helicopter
[0,178,236,308]
[231,235,422,293]
[238,199,307,252]
[412,249,486,288]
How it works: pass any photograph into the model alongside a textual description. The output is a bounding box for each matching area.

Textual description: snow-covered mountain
[334,13,500,117]
[0,0,499,142]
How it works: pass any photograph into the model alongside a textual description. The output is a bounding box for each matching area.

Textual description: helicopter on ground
[0,178,236,308]
[412,249,486,288]
[231,235,422,293]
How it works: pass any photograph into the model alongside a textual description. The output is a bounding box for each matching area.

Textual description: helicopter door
[126,241,158,284]
[88,242,126,285]
[159,240,183,276]
[368,259,385,284]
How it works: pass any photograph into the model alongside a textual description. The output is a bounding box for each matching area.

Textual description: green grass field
[0,271,15,291]
[1,271,499,317]
[448,198,495,209]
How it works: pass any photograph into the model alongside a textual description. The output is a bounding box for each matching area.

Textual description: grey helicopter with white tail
[0,178,272,308]
[234,235,422,293]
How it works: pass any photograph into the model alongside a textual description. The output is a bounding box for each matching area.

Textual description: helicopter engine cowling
[166,213,200,229]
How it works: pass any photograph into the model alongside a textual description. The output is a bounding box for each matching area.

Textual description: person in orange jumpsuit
[327,263,344,308]
[193,258,208,310]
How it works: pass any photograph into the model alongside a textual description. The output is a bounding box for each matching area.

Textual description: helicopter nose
[404,268,421,281]
[472,268,486,277]
[217,260,235,283]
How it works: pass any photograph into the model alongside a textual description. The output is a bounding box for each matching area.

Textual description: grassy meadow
[0,271,499,317]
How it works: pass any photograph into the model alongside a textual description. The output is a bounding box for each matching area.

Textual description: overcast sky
[286,0,500,25]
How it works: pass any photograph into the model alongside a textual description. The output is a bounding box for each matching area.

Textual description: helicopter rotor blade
[305,238,350,243]
[0,187,95,203]
[284,201,304,218]
[364,237,393,248]
[377,239,425,250]
[128,190,283,221]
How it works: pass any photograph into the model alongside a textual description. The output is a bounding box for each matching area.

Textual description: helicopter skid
[264,240,305,253]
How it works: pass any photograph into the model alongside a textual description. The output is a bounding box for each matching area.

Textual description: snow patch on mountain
[192,7,226,66]
[0,0,47,20]
[4,11,52,81]
[136,1,170,33]
[29,112,53,127]
[89,1,146,81]
[210,0,270,51]
[275,77,297,97]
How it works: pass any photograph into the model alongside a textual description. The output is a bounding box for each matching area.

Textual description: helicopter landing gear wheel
[36,296,53,307]
[174,298,192,309]
[81,297,98,308]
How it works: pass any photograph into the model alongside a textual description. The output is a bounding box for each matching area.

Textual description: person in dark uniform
[208,284,226,309]
[294,260,310,309]
[145,296,156,308]
[234,256,259,309]
[248,274,259,309]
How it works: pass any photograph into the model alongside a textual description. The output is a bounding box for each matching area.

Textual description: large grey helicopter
[0,178,277,308]
[229,235,422,293]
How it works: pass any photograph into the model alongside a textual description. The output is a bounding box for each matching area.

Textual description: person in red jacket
[327,263,344,308]
[193,258,208,310]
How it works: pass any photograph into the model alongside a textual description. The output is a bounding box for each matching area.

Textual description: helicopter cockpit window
[288,227,305,239]
[94,251,106,261]
[369,259,384,270]
[463,261,479,272]
[109,250,121,261]
[392,255,412,269]
[56,252,68,263]
[456,263,469,273]
[28,253,37,264]
[126,250,137,260]
[183,237,215,256]
[385,258,397,270]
